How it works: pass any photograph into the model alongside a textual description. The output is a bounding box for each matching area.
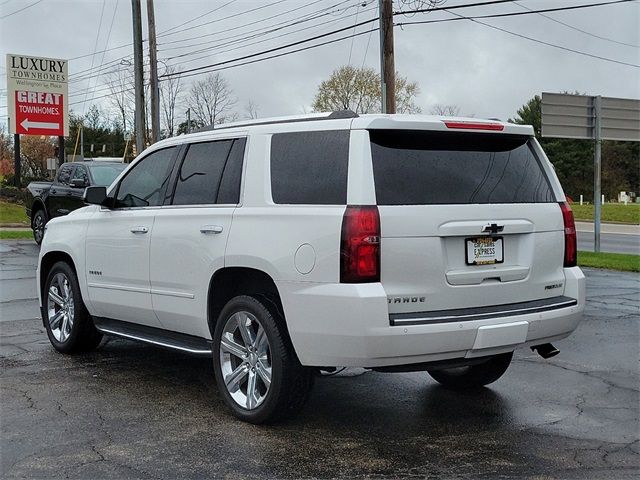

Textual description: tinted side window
[56,164,74,185]
[172,140,234,205]
[370,130,556,205]
[115,147,176,208]
[217,138,246,204]
[270,130,349,205]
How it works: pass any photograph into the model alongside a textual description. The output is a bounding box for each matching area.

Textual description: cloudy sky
[1,0,639,131]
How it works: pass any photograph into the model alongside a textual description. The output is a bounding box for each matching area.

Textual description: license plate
[466,237,504,265]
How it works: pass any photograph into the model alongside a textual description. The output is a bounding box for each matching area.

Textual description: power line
[361,8,376,68]
[0,0,43,20]
[162,5,376,67]
[513,0,639,48]
[156,0,291,39]
[160,16,378,79]
[157,0,346,50]
[161,0,637,80]
[80,0,107,114]
[158,0,239,36]
[440,1,639,68]
[67,1,361,85]
[66,0,339,73]
[56,0,639,107]
[86,0,120,107]
[394,0,515,16]
[347,1,361,65]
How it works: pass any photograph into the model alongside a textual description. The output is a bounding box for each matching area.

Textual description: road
[576,222,639,255]
[0,241,638,479]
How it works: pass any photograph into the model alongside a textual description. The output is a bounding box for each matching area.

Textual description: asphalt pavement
[0,240,638,479]
[576,222,640,255]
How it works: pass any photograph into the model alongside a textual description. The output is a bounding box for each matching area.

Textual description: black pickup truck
[26,161,127,244]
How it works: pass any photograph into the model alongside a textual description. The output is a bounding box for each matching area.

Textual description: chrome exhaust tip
[531,343,560,359]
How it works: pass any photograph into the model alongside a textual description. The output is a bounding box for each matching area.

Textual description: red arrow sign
[15,90,65,136]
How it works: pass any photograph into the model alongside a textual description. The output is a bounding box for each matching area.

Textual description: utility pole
[379,0,395,114]
[147,0,160,144]
[58,136,65,165]
[13,134,20,188]
[131,0,146,155]
[186,108,191,134]
[593,95,602,253]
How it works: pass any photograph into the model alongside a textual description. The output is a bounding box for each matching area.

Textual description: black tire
[42,261,102,354]
[427,352,513,391]
[212,295,313,424]
[32,208,47,245]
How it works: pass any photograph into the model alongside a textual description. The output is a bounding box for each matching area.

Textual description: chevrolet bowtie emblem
[482,223,504,234]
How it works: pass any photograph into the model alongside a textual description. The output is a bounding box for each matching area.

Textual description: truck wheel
[213,295,313,424]
[32,209,47,245]
[42,261,102,354]
[427,352,513,391]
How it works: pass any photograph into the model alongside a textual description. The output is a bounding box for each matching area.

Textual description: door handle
[200,225,223,235]
[51,188,58,194]
[130,226,149,234]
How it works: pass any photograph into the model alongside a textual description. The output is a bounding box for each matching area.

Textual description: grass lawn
[0,230,33,240]
[578,251,640,272]
[0,201,29,225]
[571,203,640,224]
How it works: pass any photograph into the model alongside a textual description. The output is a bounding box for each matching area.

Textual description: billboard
[542,92,640,142]
[6,53,69,136]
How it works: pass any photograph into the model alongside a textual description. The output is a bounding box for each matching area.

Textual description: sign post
[593,96,602,253]
[541,92,640,253]
[6,53,69,185]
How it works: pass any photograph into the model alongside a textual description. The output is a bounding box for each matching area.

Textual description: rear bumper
[278,267,585,368]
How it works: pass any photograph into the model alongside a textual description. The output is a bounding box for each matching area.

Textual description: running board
[93,317,212,357]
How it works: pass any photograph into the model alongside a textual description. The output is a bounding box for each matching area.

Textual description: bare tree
[106,66,135,133]
[244,100,259,120]
[429,104,461,116]
[187,73,237,127]
[159,65,183,137]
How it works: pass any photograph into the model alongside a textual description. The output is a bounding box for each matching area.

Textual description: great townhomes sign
[6,53,69,136]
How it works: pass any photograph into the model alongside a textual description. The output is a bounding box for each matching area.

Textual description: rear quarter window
[270,130,349,205]
[370,130,556,205]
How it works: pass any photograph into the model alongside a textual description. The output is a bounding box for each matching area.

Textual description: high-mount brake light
[340,206,380,283]
[559,202,577,267]
[444,121,505,131]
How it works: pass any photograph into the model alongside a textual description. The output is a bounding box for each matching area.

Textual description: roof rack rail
[197,110,358,133]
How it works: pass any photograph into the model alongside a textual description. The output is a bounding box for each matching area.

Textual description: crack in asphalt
[514,358,639,395]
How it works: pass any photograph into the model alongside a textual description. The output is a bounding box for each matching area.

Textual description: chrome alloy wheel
[47,273,75,342]
[33,212,45,243]
[219,311,272,410]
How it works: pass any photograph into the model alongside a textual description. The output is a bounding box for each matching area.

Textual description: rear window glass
[90,164,127,186]
[270,130,349,205]
[370,130,555,205]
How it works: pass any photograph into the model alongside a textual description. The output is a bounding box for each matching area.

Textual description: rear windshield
[370,130,556,205]
[90,164,127,187]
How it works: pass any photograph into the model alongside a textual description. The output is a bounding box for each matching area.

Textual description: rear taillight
[559,202,577,267]
[340,206,380,283]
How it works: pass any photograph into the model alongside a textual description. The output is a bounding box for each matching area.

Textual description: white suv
[38,112,585,423]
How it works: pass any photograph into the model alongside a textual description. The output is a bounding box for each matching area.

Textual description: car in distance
[25,160,127,244]
[37,112,585,423]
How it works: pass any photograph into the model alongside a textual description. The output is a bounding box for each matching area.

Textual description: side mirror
[84,186,109,206]
[70,178,88,188]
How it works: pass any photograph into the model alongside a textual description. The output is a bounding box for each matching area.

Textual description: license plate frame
[465,236,504,265]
